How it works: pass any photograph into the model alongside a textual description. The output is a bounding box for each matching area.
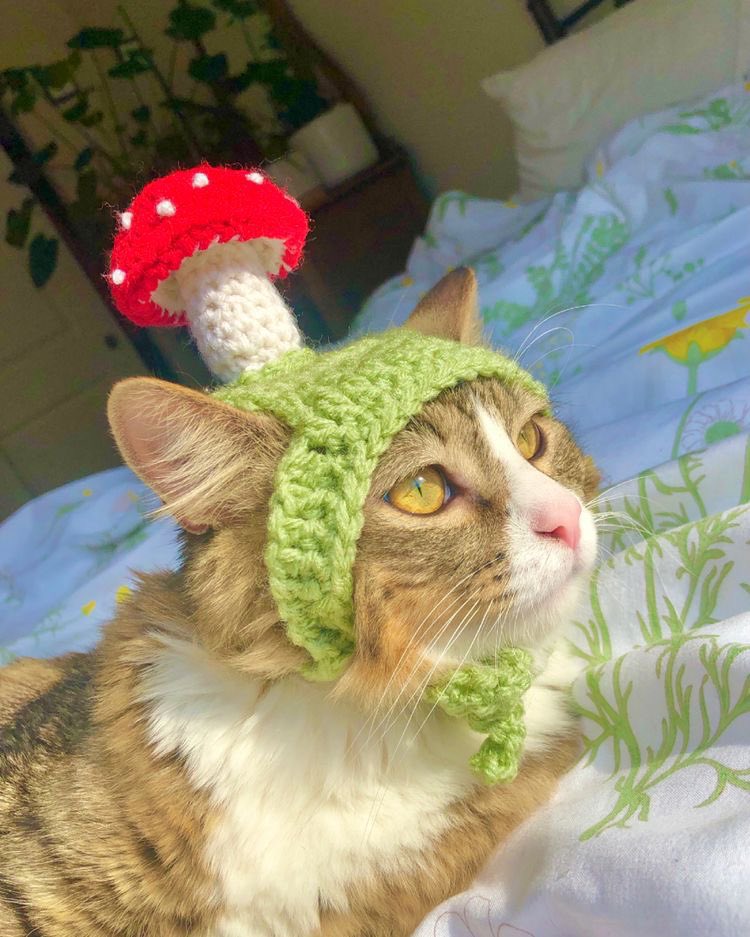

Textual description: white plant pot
[290,102,379,187]
[265,150,321,199]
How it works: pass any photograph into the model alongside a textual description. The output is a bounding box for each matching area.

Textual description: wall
[58,0,545,199]
[287,0,544,198]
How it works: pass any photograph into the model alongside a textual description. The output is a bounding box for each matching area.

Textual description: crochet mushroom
[108,165,309,382]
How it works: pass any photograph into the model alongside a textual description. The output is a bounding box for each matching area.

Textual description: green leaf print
[663,187,678,215]
[672,300,687,321]
[434,192,480,222]
[578,634,750,840]
[572,430,750,841]
[662,97,750,136]
[704,160,750,181]
[618,245,703,305]
[482,213,629,336]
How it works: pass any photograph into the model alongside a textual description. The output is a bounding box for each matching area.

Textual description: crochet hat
[109,165,547,784]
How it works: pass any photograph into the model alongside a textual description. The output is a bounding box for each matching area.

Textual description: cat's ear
[108,377,288,533]
[404,267,483,344]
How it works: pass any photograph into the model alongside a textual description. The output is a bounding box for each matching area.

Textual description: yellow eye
[517,419,543,460]
[386,466,448,515]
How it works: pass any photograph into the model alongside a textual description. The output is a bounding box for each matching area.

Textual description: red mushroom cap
[108,165,309,327]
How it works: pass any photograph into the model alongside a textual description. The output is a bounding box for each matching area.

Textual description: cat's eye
[385,466,449,515]
[517,419,544,461]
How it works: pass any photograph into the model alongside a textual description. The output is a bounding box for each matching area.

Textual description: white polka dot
[119,211,132,230]
[156,199,176,217]
[111,269,126,285]
[192,172,209,188]
[246,172,264,184]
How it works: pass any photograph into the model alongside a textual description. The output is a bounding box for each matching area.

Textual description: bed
[2,1,750,935]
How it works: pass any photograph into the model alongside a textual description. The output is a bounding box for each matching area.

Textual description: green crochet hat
[215,328,548,682]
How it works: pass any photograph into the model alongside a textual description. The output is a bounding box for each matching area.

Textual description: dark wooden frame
[527,0,636,44]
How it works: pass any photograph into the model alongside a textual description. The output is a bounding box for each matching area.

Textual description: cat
[0,269,599,937]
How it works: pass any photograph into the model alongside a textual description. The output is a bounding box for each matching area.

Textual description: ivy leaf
[108,50,152,79]
[32,51,81,89]
[243,59,289,85]
[7,143,58,186]
[130,129,148,147]
[131,104,150,123]
[2,68,27,92]
[5,198,35,248]
[11,83,36,115]
[34,142,58,166]
[79,110,104,127]
[166,0,216,41]
[68,28,126,49]
[211,0,256,19]
[28,234,59,287]
[74,147,94,171]
[63,95,89,122]
[664,187,678,216]
[188,53,228,84]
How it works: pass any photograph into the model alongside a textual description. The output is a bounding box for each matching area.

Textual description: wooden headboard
[527,0,636,44]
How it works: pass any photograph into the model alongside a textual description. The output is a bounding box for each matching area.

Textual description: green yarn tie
[426,648,534,785]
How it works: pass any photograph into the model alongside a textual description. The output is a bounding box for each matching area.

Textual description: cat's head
[109,269,598,703]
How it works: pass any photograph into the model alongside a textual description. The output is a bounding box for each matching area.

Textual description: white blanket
[2,83,750,936]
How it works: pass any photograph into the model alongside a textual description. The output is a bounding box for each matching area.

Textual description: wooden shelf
[283,148,429,339]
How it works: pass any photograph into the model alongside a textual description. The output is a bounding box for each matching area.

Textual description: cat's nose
[532,496,582,550]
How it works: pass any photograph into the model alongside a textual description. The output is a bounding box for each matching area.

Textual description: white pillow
[482,0,750,201]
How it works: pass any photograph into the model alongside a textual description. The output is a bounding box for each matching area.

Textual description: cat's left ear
[404,267,483,345]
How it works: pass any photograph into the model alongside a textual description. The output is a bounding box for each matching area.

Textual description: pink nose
[533,497,582,550]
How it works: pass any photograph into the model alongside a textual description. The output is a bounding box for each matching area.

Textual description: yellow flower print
[640,300,749,362]
[115,584,132,604]
[503,198,518,209]
[400,275,414,287]
[595,159,606,178]
[82,488,93,497]
[640,298,749,394]
[81,600,96,616]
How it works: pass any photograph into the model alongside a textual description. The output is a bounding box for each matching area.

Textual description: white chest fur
[138,635,576,937]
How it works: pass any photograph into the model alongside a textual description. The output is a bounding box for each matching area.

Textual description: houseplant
[0,0,331,289]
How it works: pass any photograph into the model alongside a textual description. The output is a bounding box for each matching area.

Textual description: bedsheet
[358,83,750,937]
[2,83,750,936]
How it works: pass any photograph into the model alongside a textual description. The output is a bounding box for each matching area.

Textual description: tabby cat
[0,270,598,937]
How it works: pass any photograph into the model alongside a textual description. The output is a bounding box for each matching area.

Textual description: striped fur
[0,270,598,936]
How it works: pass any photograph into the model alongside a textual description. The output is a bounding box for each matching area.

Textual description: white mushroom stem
[171,240,303,382]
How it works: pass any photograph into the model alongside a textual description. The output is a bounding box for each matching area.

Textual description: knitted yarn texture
[425,649,534,784]
[215,327,549,783]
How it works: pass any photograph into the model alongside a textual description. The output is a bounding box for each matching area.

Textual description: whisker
[365,559,496,721]
[361,584,486,745]
[525,341,596,377]
[517,325,576,364]
[400,600,496,758]
[512,303,626,363]
[375,597,481,741]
